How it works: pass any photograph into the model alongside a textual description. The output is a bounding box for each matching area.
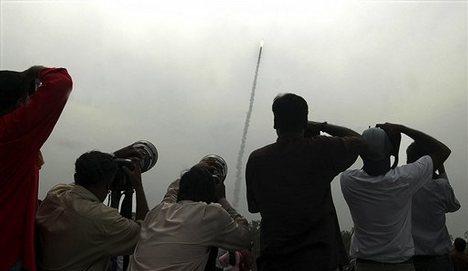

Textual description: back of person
[451,238,468,271]
[0,66,72,271]
[341,123,451,271]
[130,201,231,270]
[129,164,251,271]
[249,136,355,260]
[341,157,432,263]
[412,178,459,256]
[37,184,140,271]
[37,151,144,271]
[246,93,366,271]
[406,141,460,271]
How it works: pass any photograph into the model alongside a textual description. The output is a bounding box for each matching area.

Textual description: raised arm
[436,164,447,179]
[162,178,180,203]
[122,161,149,221]
[306,121,361,137]
[2,67,73,150]
[212,182,251,250]
[378,123,451,170]
[245,155,259,213]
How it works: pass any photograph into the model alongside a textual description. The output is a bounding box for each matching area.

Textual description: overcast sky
[1,0,466,237]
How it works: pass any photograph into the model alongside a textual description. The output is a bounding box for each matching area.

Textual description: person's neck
[363,158,391,176]
[86,186,108,202]
[277,130,304,138]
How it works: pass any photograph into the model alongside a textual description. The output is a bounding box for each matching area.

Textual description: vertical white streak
[233,42,263,208]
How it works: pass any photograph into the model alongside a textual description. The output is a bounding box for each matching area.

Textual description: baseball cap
[362,127,392,161]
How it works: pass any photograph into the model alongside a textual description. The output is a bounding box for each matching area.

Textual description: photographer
[408,143,460,271]
[128,162,251,271]
[246,93,366,271]
[36,151,149,271]
[0,66,72,271]
[340,123,451,271]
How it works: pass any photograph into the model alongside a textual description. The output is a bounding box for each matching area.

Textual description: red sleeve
[0,68,73,151]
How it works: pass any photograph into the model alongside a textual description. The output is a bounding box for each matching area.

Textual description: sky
[1,0,467,237]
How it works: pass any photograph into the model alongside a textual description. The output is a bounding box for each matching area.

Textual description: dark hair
[406,142,427,164]
[0,70,33,115]
[74,151,118,189]
[272,93,308,132]
[454,238,466,252]
[177,164,216,204]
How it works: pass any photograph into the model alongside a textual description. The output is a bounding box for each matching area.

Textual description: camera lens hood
[132,140,158,172]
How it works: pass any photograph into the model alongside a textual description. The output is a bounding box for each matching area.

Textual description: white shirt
[128,179,251,271]
[340,156,433,263]
[412,173,460,255]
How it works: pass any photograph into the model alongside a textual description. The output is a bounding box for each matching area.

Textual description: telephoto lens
[111,140,158,191]
[200,154,227,183]
[131,140,158,172]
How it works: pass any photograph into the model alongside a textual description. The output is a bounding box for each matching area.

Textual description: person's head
[272,93,308,133]
[199,154,228,183]
[0,69,37,116]
[177,164,217,204]
[361,127,393,176]
[406,142,427,164]
[454,238,467,252]
[74,151,118,200]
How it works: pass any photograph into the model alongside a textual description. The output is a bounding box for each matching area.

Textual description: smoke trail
[233,41,263,208]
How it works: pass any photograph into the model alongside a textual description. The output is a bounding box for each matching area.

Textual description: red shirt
[0,68,72,271]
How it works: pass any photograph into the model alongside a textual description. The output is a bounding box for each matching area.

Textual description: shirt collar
[70,184,102,203]
[277,134,303,143]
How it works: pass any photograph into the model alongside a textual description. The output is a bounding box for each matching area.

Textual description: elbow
[248,205,259,214]
[442,147,451,162]
[58,71,73,92]
[438,146,451,166]
[49,68,74,93]
[239,227,253,249]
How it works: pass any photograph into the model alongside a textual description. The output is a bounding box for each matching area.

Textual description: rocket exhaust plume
[233,40,264,208]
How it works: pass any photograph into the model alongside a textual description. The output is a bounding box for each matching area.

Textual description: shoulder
[340,169,366,185]
[90,204,140,235]
[48,183,74,194]
[203,203,232,220]
[205,202,225,213]
[396,155,433,177]
[341,168,362,178]
[40,184,73,205]
[431,177,456,195]
[249,143,275,158]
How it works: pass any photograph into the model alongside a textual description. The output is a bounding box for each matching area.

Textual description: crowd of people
[0,66,466,271]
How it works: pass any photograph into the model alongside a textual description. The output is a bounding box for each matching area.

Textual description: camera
[200,154,227,184]
[110,140,158,191]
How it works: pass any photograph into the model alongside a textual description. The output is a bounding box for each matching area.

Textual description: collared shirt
[0,68,72,271]
[128,179,251,271]
[412,173,460,255]
[340,156,433,263]
[36,184,141,271]
[246,135,362,270]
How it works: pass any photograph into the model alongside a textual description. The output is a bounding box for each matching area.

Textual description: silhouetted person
[0,66,72,271]
[341,123,451,271]
[451,238,468,271]
[246,93,366,271]
[408,142,460,271]
[36,151,149,271]
[128,163,251,271]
